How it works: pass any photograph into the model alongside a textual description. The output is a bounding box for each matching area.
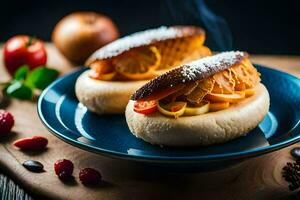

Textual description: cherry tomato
[133,100,157,115]
[4,35,47,75]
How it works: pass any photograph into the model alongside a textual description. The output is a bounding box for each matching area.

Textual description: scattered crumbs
[181,51,245,81]
[90,26,185,60]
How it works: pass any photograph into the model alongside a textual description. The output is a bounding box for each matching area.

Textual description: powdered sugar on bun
[181,51,246,82]
[86,26,204,64]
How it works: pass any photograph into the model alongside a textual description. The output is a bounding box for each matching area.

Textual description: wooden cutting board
[0,44,299,200]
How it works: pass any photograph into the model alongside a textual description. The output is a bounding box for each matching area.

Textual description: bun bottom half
[125,83,270,146]
[75,70,147,114]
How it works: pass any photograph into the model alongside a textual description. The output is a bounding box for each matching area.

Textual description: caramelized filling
[89,35,210,81]
[134,58,261,118]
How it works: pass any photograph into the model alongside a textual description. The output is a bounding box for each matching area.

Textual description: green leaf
[25,67,59,90]
[5,81,33,100]
[14,65,29,81]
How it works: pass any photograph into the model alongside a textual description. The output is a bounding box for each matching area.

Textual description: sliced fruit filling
[133,58,261,118]
[89,35,210,81]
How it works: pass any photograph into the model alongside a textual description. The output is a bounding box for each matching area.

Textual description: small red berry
[79,168,102,185]
[13,136,48,150]
[58,170,71,181]
[54,159,74,181]
[0,110,14,136]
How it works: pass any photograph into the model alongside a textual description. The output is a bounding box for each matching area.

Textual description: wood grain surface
[0,44,300,200]
[0,172,33,200]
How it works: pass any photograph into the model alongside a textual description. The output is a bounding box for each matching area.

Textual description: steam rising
[165,0,233,51]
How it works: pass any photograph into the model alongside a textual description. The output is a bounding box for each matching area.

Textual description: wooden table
[0,44,300,200]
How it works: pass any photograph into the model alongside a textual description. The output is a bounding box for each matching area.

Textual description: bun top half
[132,51,249,100]
[86,26,205,65]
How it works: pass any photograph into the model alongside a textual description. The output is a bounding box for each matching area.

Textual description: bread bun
[86,26,205,64]
[75,70,147,114]
[77,26,209,114]
[125,83,270,146]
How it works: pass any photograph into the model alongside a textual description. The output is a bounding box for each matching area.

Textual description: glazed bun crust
[125,83,270,146]
[86,26,205,64]
[75,70,147,114]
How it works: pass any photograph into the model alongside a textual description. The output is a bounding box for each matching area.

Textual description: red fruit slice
[13,136,48,150]
[133,100,157,115]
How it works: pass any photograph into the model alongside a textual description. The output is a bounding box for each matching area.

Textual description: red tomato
[133,100,157,115]
[3,35,47,75]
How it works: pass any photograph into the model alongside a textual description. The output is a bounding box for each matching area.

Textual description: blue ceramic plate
[38,65,300,170]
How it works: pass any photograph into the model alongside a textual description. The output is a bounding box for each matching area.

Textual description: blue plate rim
[37,65,300,163]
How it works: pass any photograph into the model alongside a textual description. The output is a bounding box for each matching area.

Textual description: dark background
[0,0,299,54]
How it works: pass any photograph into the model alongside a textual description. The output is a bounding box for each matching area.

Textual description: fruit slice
[234,82,246,91]
[165,82,199,102]
[158,101,187,118]
[114,46,161,80]
[213,70,235,93]
[209,102,230,112]
[244,88,255,97]
[155,35,208,70]
[134,100,157,115]
[100,72,117,81]
[231,60,261,89]
[205,92,245,103]
[187,78,215,103]
[89,70,116,81]
[184,102,210,116]
[89,60,115,80]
